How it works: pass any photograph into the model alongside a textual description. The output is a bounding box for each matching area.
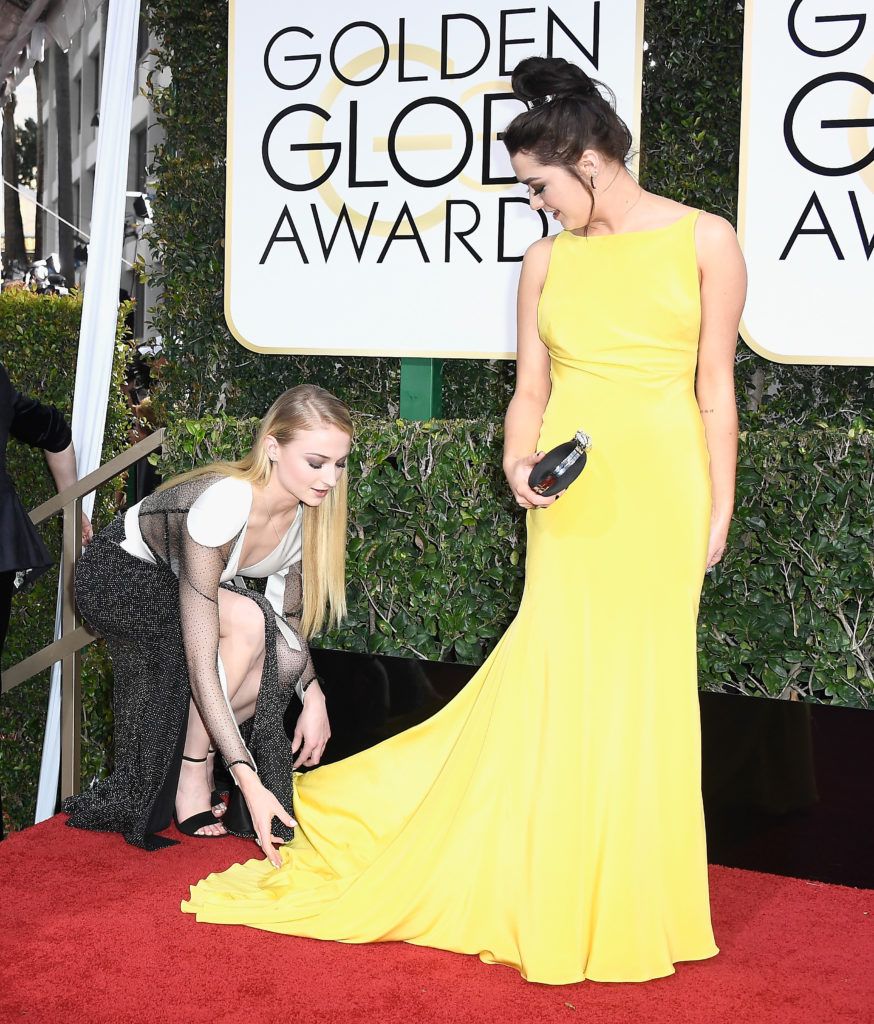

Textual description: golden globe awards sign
[225,2,644,357]
[739,1,874,365]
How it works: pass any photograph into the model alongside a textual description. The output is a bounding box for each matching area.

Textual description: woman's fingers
[261,829,282,866]
[291,723,304,754]
[706,543,726,568]
[257,824,281,867]
[294,744,322,768]
[292,697,331,767]
[265,793,296,830]
[507,453,561,511]
[515,488,557,510]
[249,790,297,866]
[277,805,297,829]
[255,820,295,853]
[293,733,329,767]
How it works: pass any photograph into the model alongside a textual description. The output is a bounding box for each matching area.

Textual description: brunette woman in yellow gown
[183,57,747,985]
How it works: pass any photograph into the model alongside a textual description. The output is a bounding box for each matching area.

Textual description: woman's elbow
[511,382,551,409]
[695,365,735,397]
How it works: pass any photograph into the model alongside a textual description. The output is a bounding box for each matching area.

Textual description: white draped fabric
[35,0,142,822]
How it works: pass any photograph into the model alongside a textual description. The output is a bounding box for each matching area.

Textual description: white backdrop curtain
[35,0,142,821]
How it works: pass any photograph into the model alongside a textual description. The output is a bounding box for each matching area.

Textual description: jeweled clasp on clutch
[551,430,593,479]
[574,430,592,452]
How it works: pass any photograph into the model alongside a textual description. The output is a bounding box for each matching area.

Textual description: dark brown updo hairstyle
[503,56,633,208]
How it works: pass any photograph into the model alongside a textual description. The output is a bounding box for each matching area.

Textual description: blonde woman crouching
[66,385,351,864]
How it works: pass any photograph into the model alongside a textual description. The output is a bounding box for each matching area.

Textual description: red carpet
[1,817,871,1024]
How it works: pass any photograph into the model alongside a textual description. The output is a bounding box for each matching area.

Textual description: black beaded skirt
[63,517,297,851]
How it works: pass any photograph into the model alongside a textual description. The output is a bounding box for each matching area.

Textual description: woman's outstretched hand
[505,452,562,511]
[292,681,331,769]
[238,775,296,868]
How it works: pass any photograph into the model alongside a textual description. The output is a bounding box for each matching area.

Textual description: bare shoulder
[524,233,557,265]
[693,212,743,275]
[520,234,557,288]
[694,211,740,251]
[648,197,726,233]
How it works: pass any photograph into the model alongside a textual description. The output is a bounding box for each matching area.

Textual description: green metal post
[399,358,443,421]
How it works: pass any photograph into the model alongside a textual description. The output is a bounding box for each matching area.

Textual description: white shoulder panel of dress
[186,476,252,548]
[120,499,154,563]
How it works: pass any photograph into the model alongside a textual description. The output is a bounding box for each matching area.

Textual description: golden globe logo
[224,2,643,358]
[256,14,598,264]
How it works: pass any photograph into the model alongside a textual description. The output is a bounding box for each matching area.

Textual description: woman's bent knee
[219,591,267,656]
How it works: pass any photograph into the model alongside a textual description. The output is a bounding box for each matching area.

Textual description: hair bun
[511,56,598,107]
[503,56,633,169]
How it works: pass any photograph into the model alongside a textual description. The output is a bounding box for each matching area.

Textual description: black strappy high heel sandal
[174,754,229,838]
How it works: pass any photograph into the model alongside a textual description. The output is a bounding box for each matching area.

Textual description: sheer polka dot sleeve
[175,523,257,774]
[135,474,257,775]
[282,561,317,701]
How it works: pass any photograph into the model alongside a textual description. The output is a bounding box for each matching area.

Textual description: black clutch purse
[528,430,592,496]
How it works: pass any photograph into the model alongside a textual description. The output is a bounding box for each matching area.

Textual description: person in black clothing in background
[0,362,91,839]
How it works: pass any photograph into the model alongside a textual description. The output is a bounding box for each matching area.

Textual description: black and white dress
[65,473,316,850]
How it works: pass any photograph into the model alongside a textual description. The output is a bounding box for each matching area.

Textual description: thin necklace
[262,490,284,546]
[585,185,645,237]
[617,185,645,228]
[599,166,623,194]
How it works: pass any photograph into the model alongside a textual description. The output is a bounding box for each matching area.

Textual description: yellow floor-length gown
[183,210,720,984]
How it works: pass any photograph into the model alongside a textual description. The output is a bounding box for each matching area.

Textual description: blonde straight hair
[160,385,352,637]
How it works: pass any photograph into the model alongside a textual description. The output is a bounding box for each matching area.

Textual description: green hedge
[0,290,130,833]
[703,424,872,706]
[160,416,873,709]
